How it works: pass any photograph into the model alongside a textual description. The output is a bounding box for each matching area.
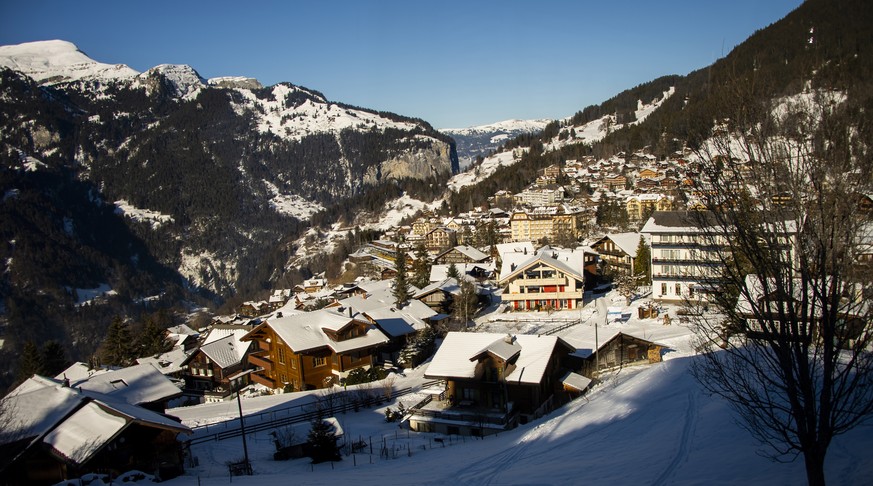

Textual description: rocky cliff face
[364,140,457,184]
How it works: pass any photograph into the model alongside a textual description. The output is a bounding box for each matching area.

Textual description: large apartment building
[641,211,726,302]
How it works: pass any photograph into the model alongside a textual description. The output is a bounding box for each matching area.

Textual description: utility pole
[235,376,252,475]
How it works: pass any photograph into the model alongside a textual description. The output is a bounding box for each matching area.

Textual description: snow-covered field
[161,292,873,485]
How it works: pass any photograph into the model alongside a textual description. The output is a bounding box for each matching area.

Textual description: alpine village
[0,1,871,485]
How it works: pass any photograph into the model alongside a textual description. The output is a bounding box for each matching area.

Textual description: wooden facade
[581,332,664,376]
[242,312,387,392]
[411,334,575,436]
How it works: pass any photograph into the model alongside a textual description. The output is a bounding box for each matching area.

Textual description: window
[675,283,682,295]
[661,283,667,296]
[312,356,327,367]
[277,347,286,364]
[290,357,297,369]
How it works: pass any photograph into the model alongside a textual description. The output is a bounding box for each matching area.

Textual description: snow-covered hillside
[546,86,676,151]
[440,118,552,137]
[160,295,871,485]
[0,40,138,84]
[441,118,551,170]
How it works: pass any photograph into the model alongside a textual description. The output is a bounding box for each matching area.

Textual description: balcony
[652,257,723,265]
[501,290,583,301]
[250,371,277,389]
[515,277,566,286]
[248,351,274,372]
[410,397,518,430]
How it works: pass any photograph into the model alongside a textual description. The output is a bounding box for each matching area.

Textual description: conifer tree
[411,243,431,289]
[138,314,172,357]
[41,340,70,377]
[100,316,136,367]
[446,262,460,280]
[392,246,411,307]
[307,410,340,463]
[18,340,46,380]
[633,236,652,285]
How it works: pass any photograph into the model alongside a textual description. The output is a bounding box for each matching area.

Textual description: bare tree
[686,80,873,486]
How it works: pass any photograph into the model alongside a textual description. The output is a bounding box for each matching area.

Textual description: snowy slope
[0,40,138,84]
[547,86,676,151]
[441,118,551,170]
[440,118,552,136]
[237,84,421,141]
[162,300,871,485]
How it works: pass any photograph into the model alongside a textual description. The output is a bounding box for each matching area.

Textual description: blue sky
[0,0,802,129]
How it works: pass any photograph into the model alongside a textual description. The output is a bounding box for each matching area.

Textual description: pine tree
[18,340,46,380]
[41,340,70,377]
[307,410,340,463]
[137,314,171,358]
[100,316,136,367]
[392,246,411,307]
[633,236,652,285]
[411,243,431,289]
[446,262,460,280]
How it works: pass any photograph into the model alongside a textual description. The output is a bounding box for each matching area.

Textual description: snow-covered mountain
[441,118,551,169]
[0,39,457,287]
[0,40,458,370]
[0,40,138,84]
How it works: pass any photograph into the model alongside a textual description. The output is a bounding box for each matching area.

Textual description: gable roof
[337,292,436,339]
[244,307,390,354]
[471,335,522,362]
[0,376,190,469]
[414,278,462,299]
[596,232,649,256]
[562,329,668,359]
[436,245,489,262]
[198,335,247,369]
[499,247,586,284]
[66,363,182,406]
[425,333,573,385]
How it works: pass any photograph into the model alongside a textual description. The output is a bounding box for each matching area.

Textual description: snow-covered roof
[471,335,521,362]
[0,375,190,467]
[250,307,390,354]
[437,245,489,262]
[68,363,182,406]
[136,347,190,375]
[563,328,668,359]
[199,334,249,369]
[560,371,592,392]
[425,333,571,385]
[167,323,199,337]
[414,278,462,298]
[499,246,587,284]
[0,375,83,446]
[42,400,127,465]
[339,296,435,338]
[601,232,649,256]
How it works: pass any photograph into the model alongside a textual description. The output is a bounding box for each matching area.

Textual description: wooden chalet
[241,307,390,391]
[498,247,587,311]
[409,333,575,436]
[181,325,254,402]
[433,245,490,265]
[414,277,462,314]
[569,331,666,376]
[591,232,648,276]
[0,376,191,484]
